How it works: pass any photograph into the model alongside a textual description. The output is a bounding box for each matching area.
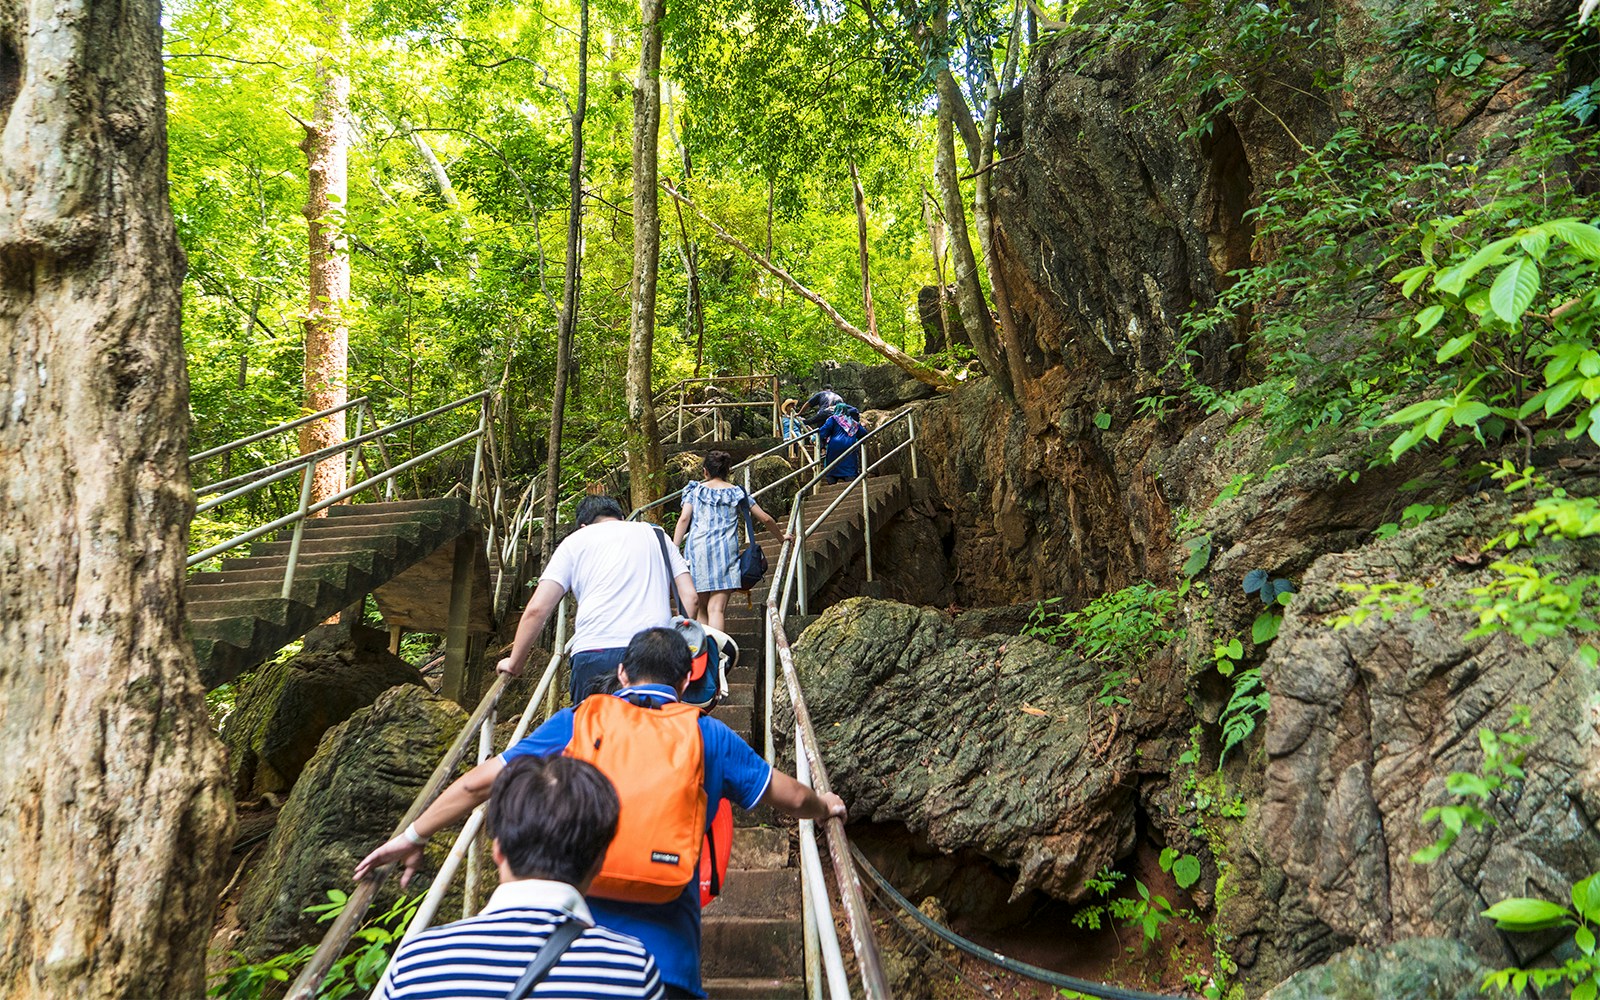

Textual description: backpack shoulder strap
[652,526,685,617]
[737,490,757,540]
[504,916,586,1000]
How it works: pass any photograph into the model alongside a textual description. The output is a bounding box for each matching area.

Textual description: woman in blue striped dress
[672,450,789,633]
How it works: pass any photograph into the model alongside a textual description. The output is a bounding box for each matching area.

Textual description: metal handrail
[188,392,493,601]
[196,391,489,499]
[188,395,371,465]
[285,602,569,1000]
[740,406,919,999]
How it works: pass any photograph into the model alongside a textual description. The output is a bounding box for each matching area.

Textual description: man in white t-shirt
[498,495,697,702]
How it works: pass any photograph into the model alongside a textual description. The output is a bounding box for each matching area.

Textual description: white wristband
[403,823,428,846]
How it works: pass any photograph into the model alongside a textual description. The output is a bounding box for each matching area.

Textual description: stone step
[702,977,804,999]
[729,826,790,871]
[712,868,799,919]
[250,532,409,560]
[325,497,466,516]
[722,684,754,709]
[700,917,803,979]
[187,575,345,608]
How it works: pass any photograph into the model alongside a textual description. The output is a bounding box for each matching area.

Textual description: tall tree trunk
[973,0,1031,400]
[849,160,880,339]
[935,88,1013,401]
[543,0,588,562]
[0,0,234,994]
[624,0,666,514]
[298,13,351,509]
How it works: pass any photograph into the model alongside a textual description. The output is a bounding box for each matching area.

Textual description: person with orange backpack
[355,627,847,1000]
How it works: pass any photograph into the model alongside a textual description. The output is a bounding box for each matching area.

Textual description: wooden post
[389,625,403,656]
[441,537,477,705]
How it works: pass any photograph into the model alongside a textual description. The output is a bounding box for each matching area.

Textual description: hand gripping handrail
[285,602,570,1000]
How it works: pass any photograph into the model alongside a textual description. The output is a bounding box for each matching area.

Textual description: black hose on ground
[848,842,1178,1000]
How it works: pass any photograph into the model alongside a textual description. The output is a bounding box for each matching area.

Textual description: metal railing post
[469,401,488,504]
[862,475,873,583]
[908,412,919,479]
[463,703,495,917]
[281,461,316,599]
[797,514,810,617]
[346,403,365,489]
[677,386,686,443]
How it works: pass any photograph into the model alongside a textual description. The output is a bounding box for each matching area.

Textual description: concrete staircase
[186,498,483,689]
[700,472,908,998]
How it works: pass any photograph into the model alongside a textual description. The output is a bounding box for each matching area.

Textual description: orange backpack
[566,695,708,904]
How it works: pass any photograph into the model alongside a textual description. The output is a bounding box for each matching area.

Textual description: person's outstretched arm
[672,503,693,547]
[750,500,790,544]
[760,771,847,822]
[353,756,505,887]
[675,571,698,619]
[497,578,566,676]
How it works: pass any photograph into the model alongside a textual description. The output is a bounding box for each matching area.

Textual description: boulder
[1261,938,1489,1000]
[235,685,467,958]
[1257,490,1600,967]
[809,360,941,413]
[787,597,1139,902]
[224,631,426,798]
[916,285,965,357]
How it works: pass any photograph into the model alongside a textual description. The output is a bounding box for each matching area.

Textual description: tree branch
[660,179,955,391]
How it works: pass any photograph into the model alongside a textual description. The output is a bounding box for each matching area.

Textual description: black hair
[704,450,733,479]
[487,756,620,884]
[621,626,692,687]
[575,494,627,526]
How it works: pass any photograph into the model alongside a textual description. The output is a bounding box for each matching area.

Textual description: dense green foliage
[166,0,1027,491]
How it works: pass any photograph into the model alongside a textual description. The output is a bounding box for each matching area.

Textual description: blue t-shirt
[500,685,774,997]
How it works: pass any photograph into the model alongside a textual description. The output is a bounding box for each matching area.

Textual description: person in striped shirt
[374,755,664,999]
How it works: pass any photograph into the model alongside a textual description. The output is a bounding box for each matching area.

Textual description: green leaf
[354,944,390,988]
[1545,378,1586,417]
[1413,303,1446,336]
[1581,645,1600,669]
[1577,924,1596,955]
[1397,265,1434,297]
[1489,257,1540,325]
[1453,234,1521,285]
[1094,411,1112,430]
[1452,400,1491,428]
[1481,897,1574,931]
[1384,398,1449,426]
[1437,331,1477,363]
[1225,637,1244,659]
[1574,978,1598,1000]
[1549,219,1600,260]
[1159,846,1179,872]
[1574,873,1600,923]
[1172,854,1202,890]
[1252,611,1281,644]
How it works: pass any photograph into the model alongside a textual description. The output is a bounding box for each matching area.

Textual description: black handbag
[737,491,768,590]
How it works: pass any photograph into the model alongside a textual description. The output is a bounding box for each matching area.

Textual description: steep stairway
[703,592,803,999]
[187,498,485,689]
[701,472,909,998]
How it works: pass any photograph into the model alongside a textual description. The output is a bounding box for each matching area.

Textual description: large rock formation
[788,597,1160,902]
[224,630,426,798]
[235,685,466,958]
[1261,938,1489,1000]
[1257,491,1600,967]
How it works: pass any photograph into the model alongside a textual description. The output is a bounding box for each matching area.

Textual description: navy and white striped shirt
[377,879,664,1000]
